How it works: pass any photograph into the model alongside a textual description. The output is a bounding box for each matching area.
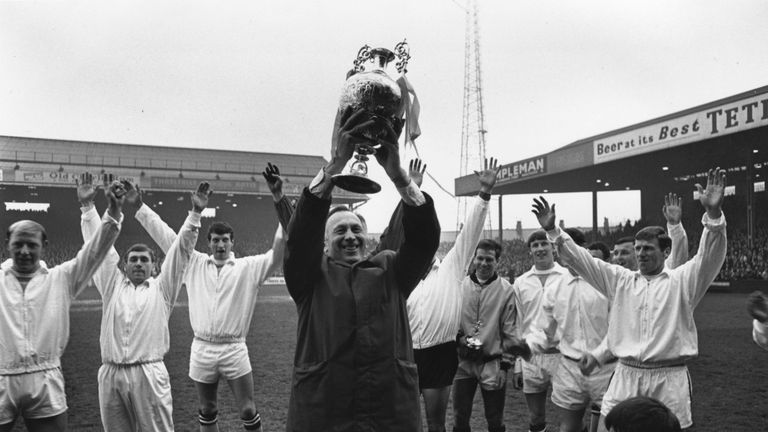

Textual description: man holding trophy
[284,43,440,432]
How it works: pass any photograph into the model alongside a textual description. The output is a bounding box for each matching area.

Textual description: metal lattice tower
[457,0,488,231]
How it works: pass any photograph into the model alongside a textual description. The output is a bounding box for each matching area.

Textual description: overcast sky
[2,0,767,233]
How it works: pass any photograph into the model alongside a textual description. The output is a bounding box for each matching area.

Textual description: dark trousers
[452,377,506,432]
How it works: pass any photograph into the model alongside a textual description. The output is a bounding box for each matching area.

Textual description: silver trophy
[332,40,411,194]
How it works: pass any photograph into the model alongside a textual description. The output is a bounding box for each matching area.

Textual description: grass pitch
[10,287,768,431]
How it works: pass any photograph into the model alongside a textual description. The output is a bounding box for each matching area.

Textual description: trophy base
[331,174,382,194]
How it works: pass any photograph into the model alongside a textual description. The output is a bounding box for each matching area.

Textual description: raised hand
[748,291,768,323]
[76,172,98,205]
[532,196,556,231]
[408,159,426,188]
[329,108,378,174]
[105,180,126,220]
[191,182,212,213]
[373,118,408,188]
[121,180,143,214]
[695,167,726,219]
[475,157,500,194]
[662,192,683,225]
[262,163,283,201]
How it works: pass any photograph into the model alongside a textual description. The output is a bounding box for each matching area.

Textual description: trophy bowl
[332,45,405,194]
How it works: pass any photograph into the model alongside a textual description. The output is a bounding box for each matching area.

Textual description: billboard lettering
[594,94,768,163]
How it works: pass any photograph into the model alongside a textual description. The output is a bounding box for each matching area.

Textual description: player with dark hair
[586,242,611,262]
[452,237,517,432]
[0,179,123,432]
[532,168,727,430]
[604,397,681,432]
[78,172,203,431]
[375,157,500,432]
[126,166,287,432]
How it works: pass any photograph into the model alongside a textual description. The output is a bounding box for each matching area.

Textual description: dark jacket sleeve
[373,201,405,255]
[393,192,440,296]
[274,195,295,232]
[284,188,329,302]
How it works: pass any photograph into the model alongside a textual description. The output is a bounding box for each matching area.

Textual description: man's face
[473,248,498,280]
[7,226,45,274]
[125,251,153,285]
[209,233,233,261]
[611,242,637,270]
[635,239,668,276]
[529,239,554,270]
[325,211,366,264]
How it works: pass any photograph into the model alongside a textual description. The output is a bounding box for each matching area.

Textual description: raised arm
[62,180,123,299]
[157,182,206,308]
[676,168,728,308]
[662,192,689,269]
[263,163,294,233]
[77,172,121,299]
[373,158,427,254]
[129,181,177,254]
[284,107,385,301]
[444,157,498,280]
[532,196,629,299]
[370,125,438,295]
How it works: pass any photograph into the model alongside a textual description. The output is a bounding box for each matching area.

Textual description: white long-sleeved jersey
[548,213,726,364]
[408,196,489,349]
[135,204,285,342]
[514,263,568,354]
[82,205,198,363]
[0,212,120,374]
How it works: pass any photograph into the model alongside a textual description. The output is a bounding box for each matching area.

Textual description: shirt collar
[470,271,498,286]
[206,253,236,265]
[634,268,671,281]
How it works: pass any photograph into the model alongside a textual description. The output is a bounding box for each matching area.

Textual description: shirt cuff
[667,221,682,233]
[135,203,151,221]
[186,211,202,227]
[102,212,123,226]
[309,168,334,197]
[80,203,97,217]
[397,179,426,206]
[701,212,726,231]
[546,226,563,242]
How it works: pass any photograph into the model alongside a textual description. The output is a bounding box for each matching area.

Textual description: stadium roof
[455,84,768,196]
[0,136,366,201]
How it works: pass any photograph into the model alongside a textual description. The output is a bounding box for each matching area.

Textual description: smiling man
[0,181,122,432]
[453,239,517,432]
[511,231,566,432]
[532,168,728,431]
[78,173,203,431]
[284,107,440,432]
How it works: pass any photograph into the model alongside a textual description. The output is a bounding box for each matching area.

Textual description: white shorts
[600,362,692,429]
[522,353,560,394]
[189,339,252,384]
[454,358,506,391]
[0,368,67,425]
[551,356,615,411]
[98,361,173,432]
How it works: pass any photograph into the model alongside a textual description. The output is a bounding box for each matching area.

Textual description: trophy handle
[353,45,372,73]
[394,39,411,74]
